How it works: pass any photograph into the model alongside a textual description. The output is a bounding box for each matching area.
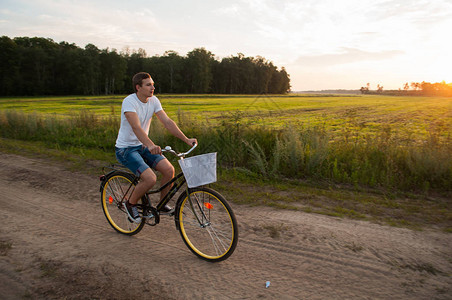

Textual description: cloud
[214,4,240,15]
[295,47,404,67]
[370,0,452,26]
[0,0,170,52]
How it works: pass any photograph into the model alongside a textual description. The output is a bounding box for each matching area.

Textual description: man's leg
[128,168,157,205]
[116,146,158,222]
[155,159,175,202]
[123,168,156,223]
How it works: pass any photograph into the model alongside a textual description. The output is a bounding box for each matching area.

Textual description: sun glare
[428,58,452,84]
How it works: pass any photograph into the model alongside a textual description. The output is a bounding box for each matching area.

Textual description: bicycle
[99,144,238,262]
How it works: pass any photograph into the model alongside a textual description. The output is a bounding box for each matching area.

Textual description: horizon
[1,0,451,91]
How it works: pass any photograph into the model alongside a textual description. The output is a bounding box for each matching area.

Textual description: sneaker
[123,201,141,223]
[159,204,174,214]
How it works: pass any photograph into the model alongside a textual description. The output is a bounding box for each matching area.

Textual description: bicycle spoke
[205,226,228,256]
[207,225,233,241]
[107,180,122,204]
[108,177,133,205]
[183,203,205,225]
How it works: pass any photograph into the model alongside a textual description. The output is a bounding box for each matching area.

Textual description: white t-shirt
[115,93,163,148]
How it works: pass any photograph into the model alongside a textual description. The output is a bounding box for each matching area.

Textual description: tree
[377,84,383,93]
[0,36,18,95]
[403,82,409,92]
[53,41,85,95]
[157,51,184,93]
[411,82,421,91]
[253,56,274,93]
[82,44,102,95]
[12,37,60,95]
[211,54,290,94]
[184,48,214,93]
[360,83,371,94]
[100,48,127,95]
[269,67,291,93]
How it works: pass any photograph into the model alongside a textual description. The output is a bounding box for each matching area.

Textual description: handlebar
[162,143,197,158]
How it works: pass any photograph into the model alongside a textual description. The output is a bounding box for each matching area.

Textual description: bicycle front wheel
[101,171,145,235]
[175,187,238,262]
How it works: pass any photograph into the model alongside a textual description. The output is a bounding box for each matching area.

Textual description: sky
[1,0,451,91]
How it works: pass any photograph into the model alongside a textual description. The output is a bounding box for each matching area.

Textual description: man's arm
[124,111,161,154]
[155,110,197,146]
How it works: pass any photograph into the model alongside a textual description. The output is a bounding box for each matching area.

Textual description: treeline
[399,81,452,96]
[360,81,452,96]
[0,36,290,96]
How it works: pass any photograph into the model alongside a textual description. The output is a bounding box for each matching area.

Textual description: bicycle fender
[99,170,117,192]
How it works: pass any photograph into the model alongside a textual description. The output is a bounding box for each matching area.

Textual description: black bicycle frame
[101,166,187,209]
[144,171,186,211]
[102,165,207,226]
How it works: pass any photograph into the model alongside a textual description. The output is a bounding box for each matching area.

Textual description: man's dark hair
[132,72,151,92]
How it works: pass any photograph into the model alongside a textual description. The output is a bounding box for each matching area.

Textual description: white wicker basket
[178,152,217,188]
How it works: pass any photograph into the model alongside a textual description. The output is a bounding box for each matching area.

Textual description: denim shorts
[115,145,165,177]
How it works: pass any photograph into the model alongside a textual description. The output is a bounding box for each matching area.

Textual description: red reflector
[108,196,113,204]
[204,202,213,209]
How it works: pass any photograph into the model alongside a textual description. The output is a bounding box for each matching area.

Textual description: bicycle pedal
[159,209,175,216]
[158,204,175,216]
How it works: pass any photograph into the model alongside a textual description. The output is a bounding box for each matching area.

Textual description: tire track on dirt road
[1,153,451,299]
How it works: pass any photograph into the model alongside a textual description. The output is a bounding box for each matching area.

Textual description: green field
[1,94,450,140]
[1,94,451,230]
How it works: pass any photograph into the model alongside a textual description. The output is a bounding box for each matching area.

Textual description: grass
[344,242,364,252]
[39,260,61,278]
[396,262,445,276]
[0,240,13,256]
[261,223,289,239]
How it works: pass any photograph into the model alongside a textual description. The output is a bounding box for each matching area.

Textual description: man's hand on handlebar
[149,145,162,155]
[186,138,197,146]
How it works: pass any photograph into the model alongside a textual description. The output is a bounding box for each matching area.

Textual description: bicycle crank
[143,206,160,226]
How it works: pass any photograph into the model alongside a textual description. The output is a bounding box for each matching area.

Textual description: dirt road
[0,153,450,299]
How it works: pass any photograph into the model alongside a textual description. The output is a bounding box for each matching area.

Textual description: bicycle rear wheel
[101,171,145,235]
[175,187,238,262]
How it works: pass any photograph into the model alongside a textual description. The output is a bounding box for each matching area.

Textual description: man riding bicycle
[115,72,197,223]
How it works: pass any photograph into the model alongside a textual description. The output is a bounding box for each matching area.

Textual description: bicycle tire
[175,187,238,262]
[101,171,145,235]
